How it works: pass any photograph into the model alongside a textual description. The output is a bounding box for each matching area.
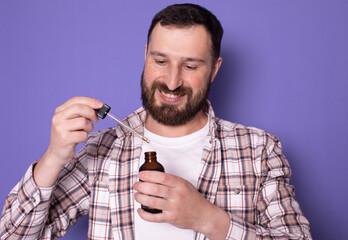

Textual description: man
[0,3,311,240]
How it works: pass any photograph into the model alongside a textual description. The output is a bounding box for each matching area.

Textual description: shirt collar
[114,100,217,141]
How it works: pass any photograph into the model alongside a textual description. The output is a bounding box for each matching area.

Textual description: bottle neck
[145,157,157,163]
[145,151,157,162]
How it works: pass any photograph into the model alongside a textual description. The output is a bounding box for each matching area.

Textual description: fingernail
[94,100,103,108]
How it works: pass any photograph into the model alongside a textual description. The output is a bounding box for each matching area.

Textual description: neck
[145,110,208,137]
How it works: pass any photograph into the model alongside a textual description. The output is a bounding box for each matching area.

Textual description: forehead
[148,24,213,60]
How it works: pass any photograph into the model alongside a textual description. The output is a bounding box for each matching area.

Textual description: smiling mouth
[159,90,184,99]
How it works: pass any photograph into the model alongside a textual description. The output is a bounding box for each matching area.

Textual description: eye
[185,65,197,70]
[155,60,166,65]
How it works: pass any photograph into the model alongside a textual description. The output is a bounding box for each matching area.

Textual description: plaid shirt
[1,103,311,239]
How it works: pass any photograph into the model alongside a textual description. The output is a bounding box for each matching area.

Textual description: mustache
[151,81,192,96]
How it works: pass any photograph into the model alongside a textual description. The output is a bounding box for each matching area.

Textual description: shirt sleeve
[0,163,51,239]
[38,186,54,202]
[225,135,312,239]
[0,153,90,240]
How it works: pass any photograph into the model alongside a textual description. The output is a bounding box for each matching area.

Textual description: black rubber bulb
[95,103,111,119]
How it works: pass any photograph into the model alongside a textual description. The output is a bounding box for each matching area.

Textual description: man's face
[141,24,221,126]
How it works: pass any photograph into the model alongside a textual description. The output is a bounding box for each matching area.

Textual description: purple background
[1,1,347,239]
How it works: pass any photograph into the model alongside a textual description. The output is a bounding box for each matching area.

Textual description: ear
[144,44,148,60]
[210,57,223,83]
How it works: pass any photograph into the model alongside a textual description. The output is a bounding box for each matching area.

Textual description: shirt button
[234,188,241,194]
[30,197,36,203]
[7,222,13,229]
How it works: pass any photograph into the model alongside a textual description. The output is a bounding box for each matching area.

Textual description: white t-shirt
[134,122,209,240]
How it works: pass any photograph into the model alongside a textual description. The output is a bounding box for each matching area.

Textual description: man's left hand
[133,171,229,239]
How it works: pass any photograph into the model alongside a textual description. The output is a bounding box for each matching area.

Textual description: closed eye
[185,65,197,70]
[155,60,167,65]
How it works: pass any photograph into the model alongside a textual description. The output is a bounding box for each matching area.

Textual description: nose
[165,65,183,91]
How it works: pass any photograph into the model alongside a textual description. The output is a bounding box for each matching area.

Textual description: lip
[157,89,185,104]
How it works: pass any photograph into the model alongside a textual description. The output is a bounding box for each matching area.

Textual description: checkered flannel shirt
[0,103,311,239]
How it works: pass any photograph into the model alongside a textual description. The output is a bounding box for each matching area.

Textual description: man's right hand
[34,97,103,187]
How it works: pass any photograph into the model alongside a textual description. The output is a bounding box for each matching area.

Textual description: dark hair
[147,3,224,62]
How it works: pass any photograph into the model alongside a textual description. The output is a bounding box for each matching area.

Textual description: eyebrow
[149,51,206,63]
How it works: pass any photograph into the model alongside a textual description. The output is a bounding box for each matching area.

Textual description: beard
[141,71,211,126]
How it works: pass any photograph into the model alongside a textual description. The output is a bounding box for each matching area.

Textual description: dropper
[95,103,150,143]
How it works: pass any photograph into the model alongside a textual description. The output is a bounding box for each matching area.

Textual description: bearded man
[0,3,311,240]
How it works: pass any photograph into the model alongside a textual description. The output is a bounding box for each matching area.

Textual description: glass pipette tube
[106,113,150,143]
[95,103,150,143]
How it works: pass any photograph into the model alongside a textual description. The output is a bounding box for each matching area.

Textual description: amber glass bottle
[139,151,165,214]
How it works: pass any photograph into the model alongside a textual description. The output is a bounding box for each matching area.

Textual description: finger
[134,181,172,199]
[65,117,94,133]
[55,96,103,114]
[69,131,89,144]
[134,192,168,212]
[138,171,180,187]
[59,103,100,123]
[53,126,91,146]
[137,208,166,223]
